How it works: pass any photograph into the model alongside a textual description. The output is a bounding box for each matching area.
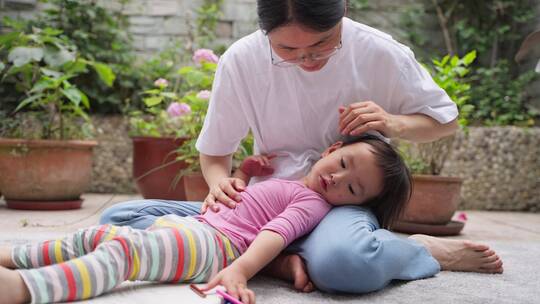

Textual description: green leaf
[30,78,57,92]
[15,94,44,112]
[463,50,477,66]
[143,89,161,95]
[63,59,88,75]
[178,66,195,75]
[61,87,82,106]
[42,28,63,36]
[40,68,63,78]
[0,62,4,71]
[91,62,115,87]
[80,90,90,109]
[144,96,163,107]
[0,31,20,47]
[161,92,178,99]
[43,46,75,67]
[8,47,44,67]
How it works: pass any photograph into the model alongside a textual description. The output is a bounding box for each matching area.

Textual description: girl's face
[303,142,384,206]
[267,21,342,72]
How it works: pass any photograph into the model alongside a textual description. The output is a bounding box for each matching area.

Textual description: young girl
[0,135,411,304]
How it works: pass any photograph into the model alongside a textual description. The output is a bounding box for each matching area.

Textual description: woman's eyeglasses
[269,38,342,68]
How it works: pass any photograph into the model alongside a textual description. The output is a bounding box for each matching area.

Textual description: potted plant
[393,51,477,236]
[130,48,252,201]
[130,49,225,201]
[0,22,115,210]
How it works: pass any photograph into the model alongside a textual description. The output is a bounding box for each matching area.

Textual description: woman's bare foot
[0,266,31,304]
[409,234,503,274]
[264,254,315,292]
[0,246,16,268]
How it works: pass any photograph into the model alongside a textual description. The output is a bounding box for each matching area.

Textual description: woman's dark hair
[257,0,348,33]
[343,134,412,230]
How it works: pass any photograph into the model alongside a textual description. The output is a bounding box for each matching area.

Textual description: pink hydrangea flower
[154,78,169,88]
[192,49,219,64]
[196,90,211,100]
[167,102,191,118]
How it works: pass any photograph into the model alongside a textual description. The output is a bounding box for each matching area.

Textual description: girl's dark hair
[344,134,412,230]
[257,0,348,33]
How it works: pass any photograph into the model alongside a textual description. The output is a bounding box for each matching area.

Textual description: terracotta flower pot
[0,138,98,210]
[400,174,463,225]
[132,137,210,201]
[132,136,189,200]
[182,172,210,201]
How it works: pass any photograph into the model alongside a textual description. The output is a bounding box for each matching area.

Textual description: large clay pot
[400,175,463,225]
[0,138,98,210]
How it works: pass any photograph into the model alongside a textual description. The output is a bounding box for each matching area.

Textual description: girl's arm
[232,154,276,185]
[202,230,285,304]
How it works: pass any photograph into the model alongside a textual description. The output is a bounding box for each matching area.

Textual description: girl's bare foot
[264,254,315,292]
[0,266,30,304]
[0,246,16,268]
[409,234,504,274]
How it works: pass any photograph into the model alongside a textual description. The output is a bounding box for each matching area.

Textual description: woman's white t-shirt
[196,17,458,183]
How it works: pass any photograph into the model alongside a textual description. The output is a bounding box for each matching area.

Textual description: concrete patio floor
[1,194,539,303]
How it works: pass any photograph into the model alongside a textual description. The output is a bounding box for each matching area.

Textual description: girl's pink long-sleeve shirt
[197,178,332,253]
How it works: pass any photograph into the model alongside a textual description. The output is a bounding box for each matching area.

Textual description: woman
[101,0,503,294]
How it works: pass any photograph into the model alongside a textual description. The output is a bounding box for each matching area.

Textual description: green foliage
[0,24,114,139]
[398,0,538,127]
[195,0,224,49]
[398,142,431,175]
[348,0,370,11]
[28,0,140,114]
[401,51,477,175]
[427,50,477,127]
[470,61,537,126]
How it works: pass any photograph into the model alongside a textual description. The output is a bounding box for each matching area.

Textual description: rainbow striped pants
[12,216,239,303]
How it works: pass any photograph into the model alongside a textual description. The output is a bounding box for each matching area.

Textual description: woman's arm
[202,231,285,304]
[388,114,458,142]
[339,102,459,143]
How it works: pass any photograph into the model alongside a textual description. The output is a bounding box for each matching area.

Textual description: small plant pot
[0,138,98,210]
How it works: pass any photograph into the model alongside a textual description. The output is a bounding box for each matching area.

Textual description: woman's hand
[202,177,246,214]
[202,267,256,304]
[339,101,403,138]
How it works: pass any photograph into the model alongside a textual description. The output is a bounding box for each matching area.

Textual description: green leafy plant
[0,23,115,140]
[130,48,251,174]
[398,0,538,127]
[470,61,537,126]
[427,50,477,127]
[29,0,140,114]
[402,51,476,175]
[129,78,192,138]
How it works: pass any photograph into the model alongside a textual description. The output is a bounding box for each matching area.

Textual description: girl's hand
[202,267,256,304]
[239,154,276,177]
[339,101,403,138]
[202,177,246,214]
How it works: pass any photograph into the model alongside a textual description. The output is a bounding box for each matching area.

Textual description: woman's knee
[99,200,146,225]
[305,229,390,293]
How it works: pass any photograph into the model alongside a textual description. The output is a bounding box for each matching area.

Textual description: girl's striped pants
[11,216,240,304]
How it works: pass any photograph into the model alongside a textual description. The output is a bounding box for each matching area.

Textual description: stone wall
[443,127,540,211]
[0,0,258,57]
[89,116,540,212]
[90,116,137,193]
